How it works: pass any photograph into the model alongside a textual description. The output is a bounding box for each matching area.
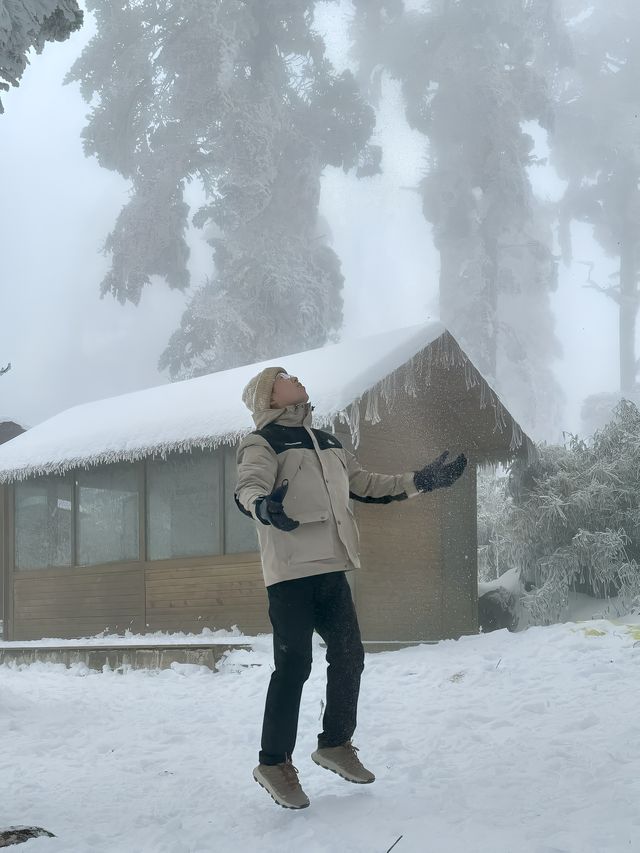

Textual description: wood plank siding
[338,368,480,641]
[7,555,267,642]
[13,563,145,640]
[145,554,269,635]
[340,385,452,642]
[0,485,6,633]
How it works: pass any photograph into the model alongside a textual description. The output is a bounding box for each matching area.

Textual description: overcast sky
[0,2,621,444]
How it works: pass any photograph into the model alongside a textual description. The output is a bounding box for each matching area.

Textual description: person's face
[270,372,309,408]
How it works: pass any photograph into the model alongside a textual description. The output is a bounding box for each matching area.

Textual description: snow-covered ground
[0,626,252,648]
[2,620,640,853]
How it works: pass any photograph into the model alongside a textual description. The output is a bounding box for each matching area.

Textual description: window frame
[73,462,143,568]
[11,445,257,572]
[145,447,225,562]
[13,472,74,571]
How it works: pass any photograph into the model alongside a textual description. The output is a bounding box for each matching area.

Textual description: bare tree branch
[577,260,622,305]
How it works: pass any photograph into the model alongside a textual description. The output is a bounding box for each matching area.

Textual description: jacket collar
[252,401,314,430]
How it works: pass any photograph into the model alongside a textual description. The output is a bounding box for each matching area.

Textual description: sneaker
[311,740,375,783]
[253,760,310,809]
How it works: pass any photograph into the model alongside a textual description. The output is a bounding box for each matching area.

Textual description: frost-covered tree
[67,0,378,378]
[552,0,640,395]
[477,466,512,582]
[351,0,569,439]
[0,0,82,113]
[496,400,640,624]
[0,362,10,376]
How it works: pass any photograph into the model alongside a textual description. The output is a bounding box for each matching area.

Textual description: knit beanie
[241,366,288,414]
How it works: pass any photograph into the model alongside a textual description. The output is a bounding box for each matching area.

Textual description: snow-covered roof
[0,322,533,483]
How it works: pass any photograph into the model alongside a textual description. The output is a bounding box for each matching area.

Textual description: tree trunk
[619,227,638,393]
[482,230,499,379]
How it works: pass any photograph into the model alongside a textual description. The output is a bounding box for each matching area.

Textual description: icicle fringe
[0,432,249,484]
[322,332,535,463]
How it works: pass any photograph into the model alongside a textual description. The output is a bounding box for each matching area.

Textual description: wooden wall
[0,485,6,636]
[336,370,479,642]
[145,554,269,635]
[6,553,267,642]
[439,465,478,638]
[13,563,145,640]
[344,399,445,641]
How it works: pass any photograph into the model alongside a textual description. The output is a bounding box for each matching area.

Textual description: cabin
[0,322,534,643]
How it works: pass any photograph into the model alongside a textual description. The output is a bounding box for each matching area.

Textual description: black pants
[259,570,365,766]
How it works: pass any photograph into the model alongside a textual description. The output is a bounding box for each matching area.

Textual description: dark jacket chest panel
[253,424,343,455]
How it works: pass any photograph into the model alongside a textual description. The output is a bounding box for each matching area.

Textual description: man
[235,366,467,809]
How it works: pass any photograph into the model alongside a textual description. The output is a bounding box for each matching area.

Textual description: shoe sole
[311,754,375,784]
[253,773,310,810]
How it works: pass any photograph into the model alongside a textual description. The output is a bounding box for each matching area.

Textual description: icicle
[480,378,488,409]
[496,402,508,432]
[509,418,523,452]
[464,359,476,392]
[424,359,432,387]
[348,400,361,449]
[364,387,380,425]
[422,351,433,387]
[404,363,418,398]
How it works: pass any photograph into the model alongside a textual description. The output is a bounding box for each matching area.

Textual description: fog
[0,2,622,441]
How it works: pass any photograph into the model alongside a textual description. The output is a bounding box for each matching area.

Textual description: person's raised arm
[346,448,468,504]
[345,449,420,504]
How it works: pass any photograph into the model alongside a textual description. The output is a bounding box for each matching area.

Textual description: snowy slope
[2,619,639,853]
[0,321,446,482]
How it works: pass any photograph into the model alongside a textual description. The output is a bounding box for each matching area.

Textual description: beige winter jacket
[235,401,420,587]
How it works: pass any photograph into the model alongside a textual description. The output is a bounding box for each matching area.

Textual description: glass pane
[77,465,139,566]
[15,478,72,570]
[224,446,258,555]
[147,449,222,560]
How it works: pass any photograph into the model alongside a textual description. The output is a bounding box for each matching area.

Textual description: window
[76,465,139,566]
[14,477,72,570]
[223,446,258,554]
[147,449,222,560]
[12,444,260,570]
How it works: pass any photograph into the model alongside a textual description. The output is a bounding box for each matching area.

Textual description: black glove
[414,450,468,492]
[254,479,300,531]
